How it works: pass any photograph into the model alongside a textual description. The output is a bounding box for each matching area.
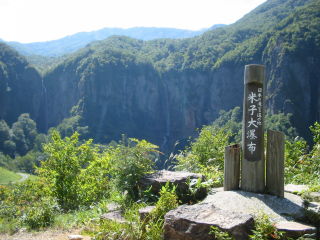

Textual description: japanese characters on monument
[244,84,263,161]
[242,64,265,192]
[246,88,262,153]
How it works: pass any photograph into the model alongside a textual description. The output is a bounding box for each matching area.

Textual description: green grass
[0,167,22,185]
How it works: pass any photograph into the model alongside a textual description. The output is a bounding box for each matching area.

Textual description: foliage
[150,182,178,220]
[265,112,298,141]
[285,122,320,186]
[11,113,37,156]
[37,130,109,210]
[12,151,45,174]
[211,107,242,143]
[210,226,234,240]
[310,122,320,144]
[0,115,46,170]
[91,182,178,240]
[0,119,14,157]
[211,107,298,143]
[0,179,57,231]
[108,137,158,201]
[249,213,284,240]
[55,115,89,138]
[285,138,309,184]
[0,120,10,148]
[0,153,14,170]
[175,125,231,185]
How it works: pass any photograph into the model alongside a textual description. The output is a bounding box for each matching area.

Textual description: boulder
[275,221,316,239]
[139,170,207,203]
[164,202,254,240]
[309,192,320,202]
[164,190,320,240]
[106,202,121,211]
[138,205,156,221]
[101,210,127,223]
[203,190,309,222]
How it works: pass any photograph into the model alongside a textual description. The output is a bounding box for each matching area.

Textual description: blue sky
[0,0,266,43]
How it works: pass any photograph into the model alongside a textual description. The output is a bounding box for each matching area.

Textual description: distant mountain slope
[1,0,319,156]
[0,43,43,126]
[42,0,319,152]
[3,25,224,57]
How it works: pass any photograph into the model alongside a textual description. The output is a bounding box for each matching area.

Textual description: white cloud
[0,0,266,43]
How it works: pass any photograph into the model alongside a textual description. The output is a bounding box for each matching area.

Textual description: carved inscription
[243,84,263,161]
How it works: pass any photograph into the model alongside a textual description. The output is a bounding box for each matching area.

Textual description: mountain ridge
[2,25,225,57]
[0,0,319,156]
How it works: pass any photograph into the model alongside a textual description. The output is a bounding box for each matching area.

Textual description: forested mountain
[2,26,224,57]
[0,0,319,154]
[0,43,43,126]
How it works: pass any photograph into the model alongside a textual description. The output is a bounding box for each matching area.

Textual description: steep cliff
[0,43,43,127]
[42,0,319,151]
[1,0,318,154]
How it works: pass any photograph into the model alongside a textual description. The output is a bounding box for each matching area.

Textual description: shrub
[249,213,284,240]
[37,130,107,210]
[175,126,231,185]
[109,137,159,201]
[0,179,58,230]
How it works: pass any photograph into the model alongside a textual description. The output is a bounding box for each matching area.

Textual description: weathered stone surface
[101,210,127,223]
[309,192,320,202]
[285,184,309,194]
[203,190,307,222]
[140,170,207,203]
[164,202,254,240]
[139,206,156,221]
[106,202,121,211]
[275,221,316,239]
[308,202,320,214]
[68,235,84,240]
[164,190,320,240]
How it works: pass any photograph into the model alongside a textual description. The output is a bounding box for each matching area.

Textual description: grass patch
[0,167,21,185]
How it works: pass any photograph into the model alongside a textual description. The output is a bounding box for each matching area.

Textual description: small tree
[11,113,37,155]
[109,138,158,201]
[37,131,98,210]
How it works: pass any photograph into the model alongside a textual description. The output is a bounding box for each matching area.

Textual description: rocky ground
[0,229,91,240]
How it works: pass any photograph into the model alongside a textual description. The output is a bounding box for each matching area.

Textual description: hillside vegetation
[37,0,319,154]
[0,167,21,185]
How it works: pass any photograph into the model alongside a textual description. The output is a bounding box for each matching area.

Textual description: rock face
[202,191,308,222]
[164,190,320,240]
[140,170,207,203]
[100,202,126,223]
[138,206,156,221]
[0,43,43,128]
[164,202,254,240]
[275,221,316,239]
[285,184,309,194]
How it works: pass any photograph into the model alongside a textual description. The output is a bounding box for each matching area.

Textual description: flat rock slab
[285,184,309,194]
[164,202,253,240]
[203,190,307,222]
[275,221,316,239]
